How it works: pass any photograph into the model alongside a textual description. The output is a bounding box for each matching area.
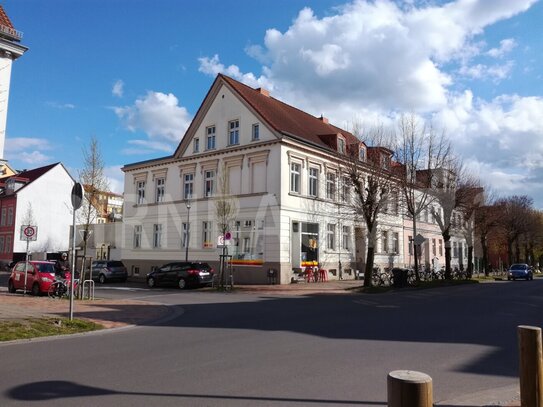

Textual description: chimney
[256,87,270,97]
[319,115,329,124]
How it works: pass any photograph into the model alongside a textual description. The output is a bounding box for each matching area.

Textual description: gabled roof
[0,162,73,197]
[173,74,363,158]
[13,163,59,182]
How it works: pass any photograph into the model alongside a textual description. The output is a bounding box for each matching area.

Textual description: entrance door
[301,223,319,267]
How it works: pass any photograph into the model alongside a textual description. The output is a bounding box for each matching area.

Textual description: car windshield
[510,264,527,270]
[36,263,55,273]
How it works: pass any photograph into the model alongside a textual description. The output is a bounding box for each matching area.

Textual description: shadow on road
[7,380,387,405]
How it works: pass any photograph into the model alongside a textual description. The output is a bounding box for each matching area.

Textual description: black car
[90,260,128,284]
[146,262,214,289]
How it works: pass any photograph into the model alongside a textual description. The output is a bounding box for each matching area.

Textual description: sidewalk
[0,290,171,329]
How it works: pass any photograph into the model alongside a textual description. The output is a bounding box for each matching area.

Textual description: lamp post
[185,200,191,261]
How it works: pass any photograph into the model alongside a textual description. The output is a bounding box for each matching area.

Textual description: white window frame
[228,119,240,146]
[193,137,200,153]
[202,221,212,248]
[342,225,350,251]
[133,225,142,248]
[206,125,216,150]
[327,223,336,250]
[252,123,260,141]
[393,232,399,254]
[290,162,301,194]
[155,177,165,203]
[326,172,336,200]
[308,167,319,197]
[204,170,215,197]
[341,176,350,203]
[338,137,346,154]
[182,222,189,248]
[183,173,194,200]
[136,181,146,205]
[153,224,162,248]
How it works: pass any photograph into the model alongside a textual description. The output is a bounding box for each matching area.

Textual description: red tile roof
[220,74,361,151]
[13,163,59,183]
[0,6,15,29]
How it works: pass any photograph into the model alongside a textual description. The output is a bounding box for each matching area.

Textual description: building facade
[122,74,470,284]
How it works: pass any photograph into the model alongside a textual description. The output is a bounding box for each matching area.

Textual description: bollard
[518,325,543,407]
[387,370,432,407]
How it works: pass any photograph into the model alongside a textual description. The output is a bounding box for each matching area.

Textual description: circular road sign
[23,226,36,238]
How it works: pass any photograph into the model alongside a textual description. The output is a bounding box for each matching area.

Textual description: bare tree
[345,123,396,287]
[495,195,533,266]
[78,136,109,286]
[214,163,238,290]
[393,114,452,281]
[473,189,500,275]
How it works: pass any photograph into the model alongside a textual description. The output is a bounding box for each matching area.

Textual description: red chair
[319,268,327,282]
[305,267,315,282]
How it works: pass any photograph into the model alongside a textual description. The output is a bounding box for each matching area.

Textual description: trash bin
[391,268,408,288]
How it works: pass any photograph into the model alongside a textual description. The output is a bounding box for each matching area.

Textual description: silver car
[90,260,128,284]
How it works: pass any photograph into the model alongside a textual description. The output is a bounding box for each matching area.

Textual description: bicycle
[48,279,78,299]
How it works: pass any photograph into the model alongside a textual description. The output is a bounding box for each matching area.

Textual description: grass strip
[0,317,102,342]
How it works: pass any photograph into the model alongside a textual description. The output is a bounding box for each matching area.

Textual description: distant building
[83,185,123,224]
[0,5,27,174]
[0,163,75,266]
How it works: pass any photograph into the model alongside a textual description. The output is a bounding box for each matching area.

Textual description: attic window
[359,147,366,161]
[337,138,346,154]
[381,154,391,170]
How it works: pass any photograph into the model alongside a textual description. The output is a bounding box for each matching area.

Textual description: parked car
[147,262,214,289]
[7,261,72,295]
[90,260,128,284]
[507,264,533,281]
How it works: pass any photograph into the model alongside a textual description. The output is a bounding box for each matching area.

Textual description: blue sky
[3,0,543,207]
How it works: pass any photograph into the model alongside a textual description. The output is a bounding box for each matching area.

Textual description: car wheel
[31,283,40,296]
[99,274,107,284]
[147,277,155,288]
[8,279,16,293]
[178,278,187,290]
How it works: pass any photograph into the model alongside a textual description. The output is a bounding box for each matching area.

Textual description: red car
[7,261,72,296]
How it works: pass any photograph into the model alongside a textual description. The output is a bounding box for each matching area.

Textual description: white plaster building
[0,163,75,266]
[122,74,469,284]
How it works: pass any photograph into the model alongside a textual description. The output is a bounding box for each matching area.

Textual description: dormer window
[359,147,366,161]
[381,154,391,170]
[337,137,346,154]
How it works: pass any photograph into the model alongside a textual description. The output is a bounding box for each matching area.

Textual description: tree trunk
[480,234,489,276]
[507,239,514,267]
[467,246,473,278]
[444,239,452,280]
[364,246,375,287]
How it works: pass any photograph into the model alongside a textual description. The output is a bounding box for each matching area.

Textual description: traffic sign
[20,225,38,241]
[71,182,83,210]
[413,234,426,246]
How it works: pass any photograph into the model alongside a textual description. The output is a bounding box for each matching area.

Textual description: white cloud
[121,139,174,155]
[459,60,514,81]
[104,165,124,194]
[46,101,75,109]
[17,151,52,165]
[487,38,517,58]
[5,137,53,153]
[114,91,192,146]
[199,0,535,118]
[112,79,124,98]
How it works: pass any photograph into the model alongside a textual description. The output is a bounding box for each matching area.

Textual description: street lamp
[184,200,191,261]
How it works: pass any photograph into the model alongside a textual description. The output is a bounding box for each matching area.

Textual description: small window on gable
[252,124,260,141]
[193,138,200,153]
[338,137,346,154]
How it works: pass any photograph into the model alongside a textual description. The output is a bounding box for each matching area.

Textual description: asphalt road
[1,277,542,406]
